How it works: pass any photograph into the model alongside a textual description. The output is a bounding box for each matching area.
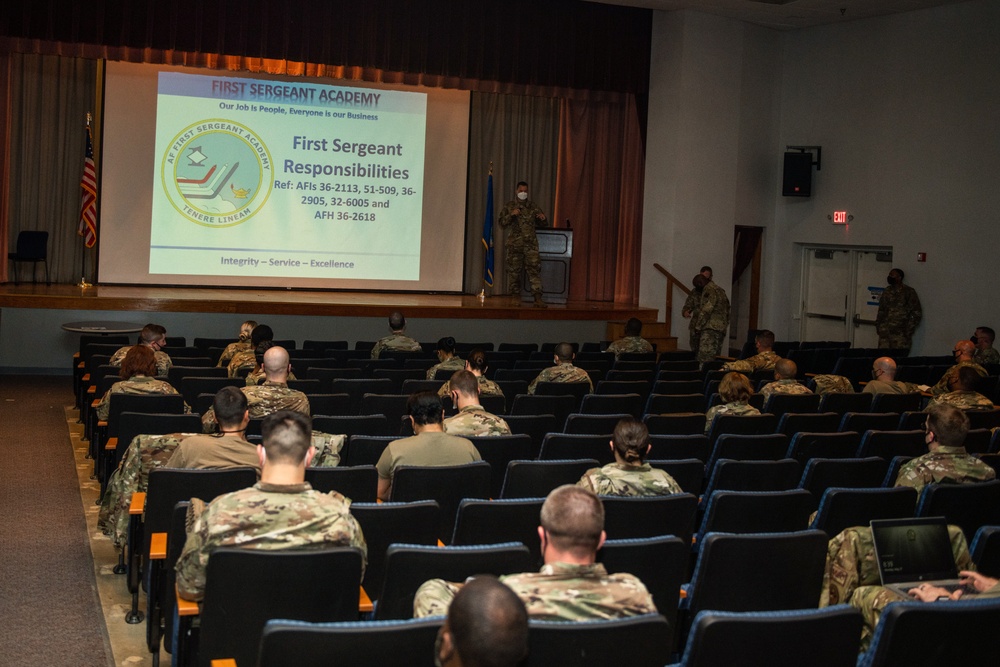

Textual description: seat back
[967,407,1000,430]
[799,457,891,498]
[331,378,395,413]
[503,414,558,457]
[687,530,828,616]
[856,430,927,459]
[678,607,862,667]
[870,392,924,414]
[195,546,364,667]
[177,376,242,407]
[643,412,705,436]
[314,415,390,439]
[648,434,712,462]
[374,542,533,620]
[602,493,699,544]
[13,229,48,259]
[500,459,600,499]
[258,617,443,667]
[707,433,789,469]
[819,392,873,415]
[389,462,493,540]
[916,479,1000,542]
[358,394,411,435]
[703,458,802,495]
[304,466,378,503]
[562,412,629,435]
[786,431,861,464]
[649,458,705,494]
[107,393,186,438]
[451,498,545,565]
[777,411,841,436]
[858,597,1000,667]
[762,393,821,417]
[970,525,1000,577]
[532,381,590,408]
[598,536,688,654]
[538,433,613,464]
[509,394,577,425]
[706,413,778,448]
[810,486,918,537]
[351,501,440,599]
[114,412,203,469]
[466,434,534,498]
[579,393,643,418]
[838,412,900,433]
[697,489,815,539]
[523,613,671,667]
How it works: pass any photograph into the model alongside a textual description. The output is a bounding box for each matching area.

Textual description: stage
[0,283,666,373]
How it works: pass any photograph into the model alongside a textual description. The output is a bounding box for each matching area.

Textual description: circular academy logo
[161,119,273,227]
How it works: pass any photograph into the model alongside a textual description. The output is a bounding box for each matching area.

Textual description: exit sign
[833,211,848,224]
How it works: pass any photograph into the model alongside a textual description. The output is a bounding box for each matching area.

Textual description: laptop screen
[870,517,959,586]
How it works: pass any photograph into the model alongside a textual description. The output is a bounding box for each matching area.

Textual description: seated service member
[527,342,593,394]
[435,575,529,667]
[371,311,423,359]
[95,345,187,421]
[605,318,653,360]
[376,391,482,501]
[927,365,994,411]
[704,371,761,435]
[862,356,917,395]
[174,410,367,601]
[203,346,310,433]
[578,417,682,496]
[928,339,988,396]
[438,349,504,399]
[972,326,999,366]
[722,329,780,373]
[443,370,511,437]
[227,323,273,379]
[413,485,657,620]
[759,358,812,399]
[427,336,465,380]
[165,386,260,474]
[109,323,172,377]
[216,319,257,368]
[894,402,996,494]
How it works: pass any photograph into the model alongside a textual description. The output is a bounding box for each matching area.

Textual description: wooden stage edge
[0,283,658,323]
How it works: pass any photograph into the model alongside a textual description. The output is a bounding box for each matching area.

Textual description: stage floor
[0,283,658,323]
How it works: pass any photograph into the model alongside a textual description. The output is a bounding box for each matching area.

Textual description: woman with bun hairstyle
[577,417,682,496]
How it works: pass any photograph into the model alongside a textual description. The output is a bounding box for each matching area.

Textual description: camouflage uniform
[812,374,855,394]
[862,379,919,395]
[413,562,656,620]
[371,332,423,359]
[98,430,344,552]
[821,524,972,608]
[929,361,988,396]
[443,405,511,437]
[217,340,252,368]
[426,356,465,380]
[577,462,683,497]
[850,580,1000,651]
[605,336,653,360]
[227,349,257,378]
[759,378,812,400]
[174,481,367,601]
[894,445,996,494]
[438,375,504,399]
[691,281,730,363]
[704,401,761,435]
[682,291,700,352]
[110,345,173,377]
[201,381,310,433]
[722,350,780,374]
[95,375,187,421]
[246,367,297,386]
[974,346,1000,366]
[875,283,922,350]
[165,433,262,473]
[928,390,994,411]
[498,196,548,297]
[527,363,593,394]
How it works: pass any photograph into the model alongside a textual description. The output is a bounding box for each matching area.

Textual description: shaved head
[873,356,897,379]
[954,340,975,359]
[263,346,290,379]
[775,358,798,379]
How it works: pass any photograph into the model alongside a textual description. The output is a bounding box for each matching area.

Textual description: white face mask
[517,191,528,201]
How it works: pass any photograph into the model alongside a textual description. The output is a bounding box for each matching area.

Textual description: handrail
[653,263,693,338]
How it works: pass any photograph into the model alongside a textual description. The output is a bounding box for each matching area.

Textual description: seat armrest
[176,586,200,616]
[150,532,167,560]
[105,437,118,452]
[129,491,146,515]
[211,661,237,667]
[360,586,373,613]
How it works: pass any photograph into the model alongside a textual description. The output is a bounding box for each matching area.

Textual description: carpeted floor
[0,375,114,666]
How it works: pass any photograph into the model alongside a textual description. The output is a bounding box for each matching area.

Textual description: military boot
[533,294,547,308]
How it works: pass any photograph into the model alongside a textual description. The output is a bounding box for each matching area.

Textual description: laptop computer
[870,516,976,599]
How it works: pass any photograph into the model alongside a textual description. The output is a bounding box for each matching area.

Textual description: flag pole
[78,112,93,288]
[479,161,494,304]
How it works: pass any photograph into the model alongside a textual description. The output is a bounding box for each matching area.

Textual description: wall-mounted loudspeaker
[782,152,813,197]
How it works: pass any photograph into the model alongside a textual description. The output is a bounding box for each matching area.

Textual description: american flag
[78,123,97,248]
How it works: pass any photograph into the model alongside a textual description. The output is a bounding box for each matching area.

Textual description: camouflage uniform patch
[760,378,812,400]
[227,349,257,378]
[605,336,654,360]
[246,368,297,386]
[371,332,423,359]
[929,362,988,396]
[499,197,547,296]
[437,375,505,399]
[692,282,730,363]
[413,562,656,620]
[110,345,173,377]
[577,462,683,497]
[974,347,1000,366]
[722,351,780,374]
[683,291,700,352]
[527,363,593,394]
[875,283,922,350]
[217,340,252,368]
[928,390,994,411]
[812,374,855,394]
[704,401,761,434]
[201,381,310,433]
[95,375,188,421]
[426,356,465,380]
[174,481,367,601]
[443,405,511,437]
[894,445,996,494]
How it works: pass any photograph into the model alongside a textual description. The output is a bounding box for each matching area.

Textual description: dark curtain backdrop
[0,0,651,300]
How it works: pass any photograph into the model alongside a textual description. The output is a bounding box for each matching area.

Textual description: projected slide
[150,72,427,281]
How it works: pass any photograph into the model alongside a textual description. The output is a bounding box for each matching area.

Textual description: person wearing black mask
[875,268,922,352]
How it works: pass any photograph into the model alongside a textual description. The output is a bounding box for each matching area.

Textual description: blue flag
[482,173,494,287]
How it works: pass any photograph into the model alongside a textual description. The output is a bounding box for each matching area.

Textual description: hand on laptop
[959,570,999,594]
[907,583,963,602]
